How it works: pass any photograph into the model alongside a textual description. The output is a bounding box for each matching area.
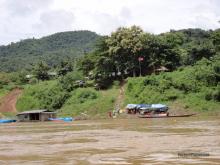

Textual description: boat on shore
[48,117,73,122]
[125,103,195,118]
[126,104,169,114]
[0,119,16,123]
[138,113,196,118]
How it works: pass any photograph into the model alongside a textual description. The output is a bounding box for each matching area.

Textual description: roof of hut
[155,66,169,71]
[16,109,56,115]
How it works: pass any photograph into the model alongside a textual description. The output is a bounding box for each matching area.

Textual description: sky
[0,0,220,45]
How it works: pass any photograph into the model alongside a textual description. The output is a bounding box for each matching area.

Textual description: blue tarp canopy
[126,104,137,109]
[126,103,168,111]
[151,104,167,109]
[136,104,151,110]
[151,104,168,112]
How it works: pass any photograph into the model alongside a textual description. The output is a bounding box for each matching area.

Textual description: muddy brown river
[0,116,220,164]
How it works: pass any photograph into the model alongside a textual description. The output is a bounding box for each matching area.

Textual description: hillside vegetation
[125,57,220,113]
[0,31,100,72]
[79,27,219,88]
[16,56,220,117]
[16,80,118,118]
[0,27,219,118]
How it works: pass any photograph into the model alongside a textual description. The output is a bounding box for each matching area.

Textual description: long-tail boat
[125,103,195,118]
[138,113,196,118]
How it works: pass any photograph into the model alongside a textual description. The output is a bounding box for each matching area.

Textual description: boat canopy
[137,104,151,110]
[151,104,167,109]
[126,104,137,109]
[126,104,168,111]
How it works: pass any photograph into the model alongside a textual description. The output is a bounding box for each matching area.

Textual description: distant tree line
[1,27,219,90]
[0,31,100,72]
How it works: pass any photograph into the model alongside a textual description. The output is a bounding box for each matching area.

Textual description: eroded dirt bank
[0,88,22,113]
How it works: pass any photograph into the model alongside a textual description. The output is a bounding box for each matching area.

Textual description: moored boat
[125,103,196,118]
[48,117,73,122]
[138,113,196,118]
[126,104,169,114]
[0,119,16,123]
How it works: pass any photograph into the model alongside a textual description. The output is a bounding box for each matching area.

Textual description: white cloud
[0,0,219,45]
[32,10,75,35]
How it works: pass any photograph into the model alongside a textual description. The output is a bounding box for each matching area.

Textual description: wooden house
[16,109,56,122]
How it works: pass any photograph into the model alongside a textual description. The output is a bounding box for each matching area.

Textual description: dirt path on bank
[114,81,125,110]
[0,88,22,113]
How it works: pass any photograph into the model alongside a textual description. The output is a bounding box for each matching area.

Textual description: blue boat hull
[48,117,73,122]
[0,119,16,123]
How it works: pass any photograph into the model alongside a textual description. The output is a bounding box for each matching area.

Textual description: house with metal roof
[16,109,56,122]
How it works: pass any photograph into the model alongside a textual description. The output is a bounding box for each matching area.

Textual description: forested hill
[0,31,100,72]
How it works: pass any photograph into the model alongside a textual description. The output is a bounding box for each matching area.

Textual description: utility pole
[139,60,142,76]
[138,57,144,77]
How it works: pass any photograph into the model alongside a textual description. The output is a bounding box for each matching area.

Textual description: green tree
[58,59,73,76]
[59,71,84,92]
[211,29,220,51]
[79,53,97,76]
[106,26,148,77]
[187,40,216,64]
[34,61,50,81]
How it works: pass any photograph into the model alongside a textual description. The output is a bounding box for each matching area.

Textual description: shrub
[112,80,120,88]
[29,78,38,84]
[59,71,84,92]
[125,57,220,113]
[76,89,98,103]
[212,86,220,101]
[164,88,182,101]
[205,90,213,101]
[16,80,70,111]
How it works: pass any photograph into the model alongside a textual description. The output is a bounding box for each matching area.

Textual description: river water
[0,117,220,164]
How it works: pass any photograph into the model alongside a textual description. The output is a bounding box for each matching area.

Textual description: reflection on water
[0,117,220,164]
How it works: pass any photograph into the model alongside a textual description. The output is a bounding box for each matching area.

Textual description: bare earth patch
[0,88,22,113]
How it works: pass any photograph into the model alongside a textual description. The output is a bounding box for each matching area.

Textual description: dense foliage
[80,27,219,88]
[1,26,220,117]
[16,80,118,118]
[59,87,117,117]
[0,71,28,90]
[125,57,220,112]
[16,81,65,111]
[0,31,100,72]
[16,71,85,111]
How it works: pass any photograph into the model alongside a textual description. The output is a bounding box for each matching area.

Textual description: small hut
[16,109,56,122]
[155,66,169,74]
[156,66,169,72]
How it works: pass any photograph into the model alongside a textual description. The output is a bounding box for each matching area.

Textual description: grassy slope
[59,88,118,118]
[125,65,220,115]
[15,58,220,118]
[16,80,58,111]
[125,77,219,114]
[16,80,118,118]
[0,89,8,99]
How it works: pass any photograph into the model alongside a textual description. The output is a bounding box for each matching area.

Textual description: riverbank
[1,62,220,119]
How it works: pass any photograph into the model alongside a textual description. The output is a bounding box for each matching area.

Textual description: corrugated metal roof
[16,109,56,115]
[156,66,169,71]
